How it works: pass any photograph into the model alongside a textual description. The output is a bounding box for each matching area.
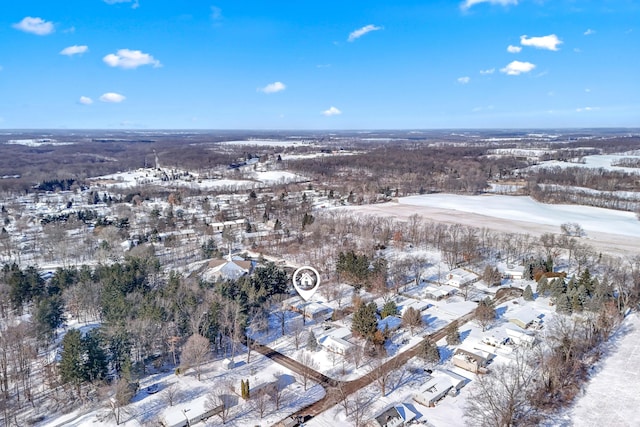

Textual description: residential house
[372,403,418,427]
[413,369,468,408]
[202,255,253,281]
[445,268,480,288]
[423,285,457,301]
[508,307,543,330]
[452,347,491,374]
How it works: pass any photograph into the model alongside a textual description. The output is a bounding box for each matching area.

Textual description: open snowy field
[568,313,640,427]
[531,154,640,175]
[345,194,640,256]
[218,139,313,147]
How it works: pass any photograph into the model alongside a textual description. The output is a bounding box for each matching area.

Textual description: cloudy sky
[1,0,638,129]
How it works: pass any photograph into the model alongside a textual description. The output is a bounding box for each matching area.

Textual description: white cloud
[211,6,222,21]
[576,106,598,112]
[322,106,342,116]
[520,34,562,51]
[585,88,591,93]
[104,0,139,9]
[103,49,161,69]
[457,76,471,84]
[480,68,495,75]
[99,92,126,103]
[461,0,517,11]
[12,17,55,35]
[258,82,286,94]
[348,24,382,42]
[500,60,536,75]
[79,96,93,105]
[584,29,595,36]
[60,45,88,56]
[507,45,522,53]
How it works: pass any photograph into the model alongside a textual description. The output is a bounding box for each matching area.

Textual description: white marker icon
[292,266,321,301]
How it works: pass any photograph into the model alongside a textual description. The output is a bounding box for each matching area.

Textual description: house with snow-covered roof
[413,369,468,408]
[446,268,480,288]
[372,403,418,427]
[202,254,253,281]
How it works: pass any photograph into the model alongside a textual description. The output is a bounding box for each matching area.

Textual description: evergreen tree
[34,294,65,342]
[59,329,86,393]
[351,302,378,340]
[445,323,461,346]
[523,284,534,301]
[83,329,108,382]
[555,294,572,314]
[418,340,441,366]
[246,378,250,399]
[306,331,318,351]
[380,301,398,319]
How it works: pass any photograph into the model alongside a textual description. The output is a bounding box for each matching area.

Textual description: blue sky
[1,0,639,129]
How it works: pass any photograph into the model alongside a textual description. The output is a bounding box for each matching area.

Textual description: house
[445,268,480,288]
[202,255,253,281]
[303,301,333,322]
[320,335,353,355]
[423,285,457,301]
[505,326,536,346]
[503,264,525,280]
[161,394,222,427]
[372,403,418,427]
[413,369,468,408]
[452,347,491,374]
[399,299,431,316]
[481,329,510,347]
[508,307,543,330]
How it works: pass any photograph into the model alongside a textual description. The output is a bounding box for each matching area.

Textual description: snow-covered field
[218,139,314,147]
[531,154,640,175]
[345,194,640,256]
[568,313,640,427]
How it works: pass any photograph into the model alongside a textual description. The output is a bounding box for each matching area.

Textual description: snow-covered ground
[531,154,640,175]
[568,313,640,427]
[345,194,640,256]
[218,139,314,147]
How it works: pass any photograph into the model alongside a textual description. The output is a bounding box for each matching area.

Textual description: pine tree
[246,378,250,399]
[523,284,534,301]
[380,301,398,319]
[83,329,108,382]
[418,340,441,367]
[59,329,86,394]
[445,323,461,346]
[351,302,378,340]
[307,331,318,351]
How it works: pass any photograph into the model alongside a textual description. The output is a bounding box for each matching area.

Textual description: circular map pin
[292,266,321,301]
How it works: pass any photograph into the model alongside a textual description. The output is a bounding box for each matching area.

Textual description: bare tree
[475,298,496,332]
[464,350,539,427]
[162,382,181,407]
[205,379,234,424]
[268,373,287,411]
[401,306,423,336]
[251,388,270,419]
[297,352,319,391]
[109,378,137,425]
[180,333,210,380]
[291,322,305,350]
[345,342,365,369]
[349,389,370,427]
[367,356,398,397]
